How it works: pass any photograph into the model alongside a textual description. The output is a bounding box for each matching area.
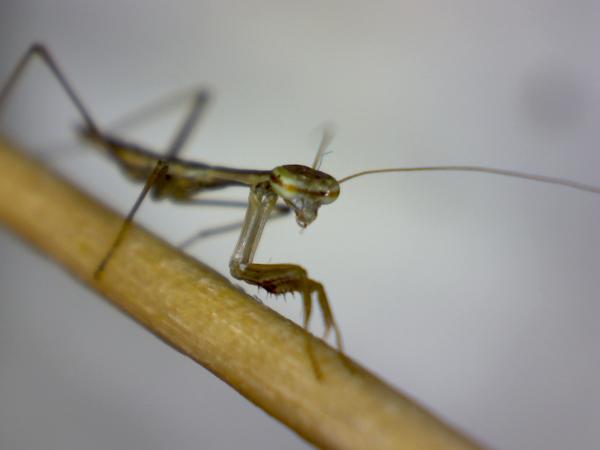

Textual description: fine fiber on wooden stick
[0,139,484,450]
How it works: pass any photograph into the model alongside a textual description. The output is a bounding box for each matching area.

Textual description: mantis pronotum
[2,44,599,378]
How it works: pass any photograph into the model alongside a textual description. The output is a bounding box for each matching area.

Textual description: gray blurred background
[1,1,599,449]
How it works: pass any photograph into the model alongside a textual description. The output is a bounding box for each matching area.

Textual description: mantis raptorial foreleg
[229,182,344,377]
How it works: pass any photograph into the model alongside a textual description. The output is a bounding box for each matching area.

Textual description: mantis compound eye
[270,164,340,228]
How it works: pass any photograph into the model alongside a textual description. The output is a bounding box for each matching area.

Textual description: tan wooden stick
[0,139,484,450]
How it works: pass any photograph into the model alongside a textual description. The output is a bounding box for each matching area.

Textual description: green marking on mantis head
[270,164,340,228]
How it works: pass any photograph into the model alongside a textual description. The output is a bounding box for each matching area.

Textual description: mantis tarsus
[2,44,599,378]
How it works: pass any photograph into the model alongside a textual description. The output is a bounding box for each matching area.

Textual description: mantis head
[270,164,340,228]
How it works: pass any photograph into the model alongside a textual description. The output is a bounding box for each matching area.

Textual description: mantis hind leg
[163,90,210,160]
[93,84,214,276]
[178,202,291,248]
[0,43,210,173]
[92,86,212,163]
[0,43,101,136]
[94,160,169,278]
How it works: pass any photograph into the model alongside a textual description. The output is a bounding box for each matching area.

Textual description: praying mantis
[1,44,599,377]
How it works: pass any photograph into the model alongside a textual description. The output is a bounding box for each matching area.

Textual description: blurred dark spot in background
[519,65,589,132]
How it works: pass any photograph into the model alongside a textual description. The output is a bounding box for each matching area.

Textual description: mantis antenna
[338,165,600,194]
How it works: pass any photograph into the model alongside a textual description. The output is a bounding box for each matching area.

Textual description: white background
[1,1,599,449]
